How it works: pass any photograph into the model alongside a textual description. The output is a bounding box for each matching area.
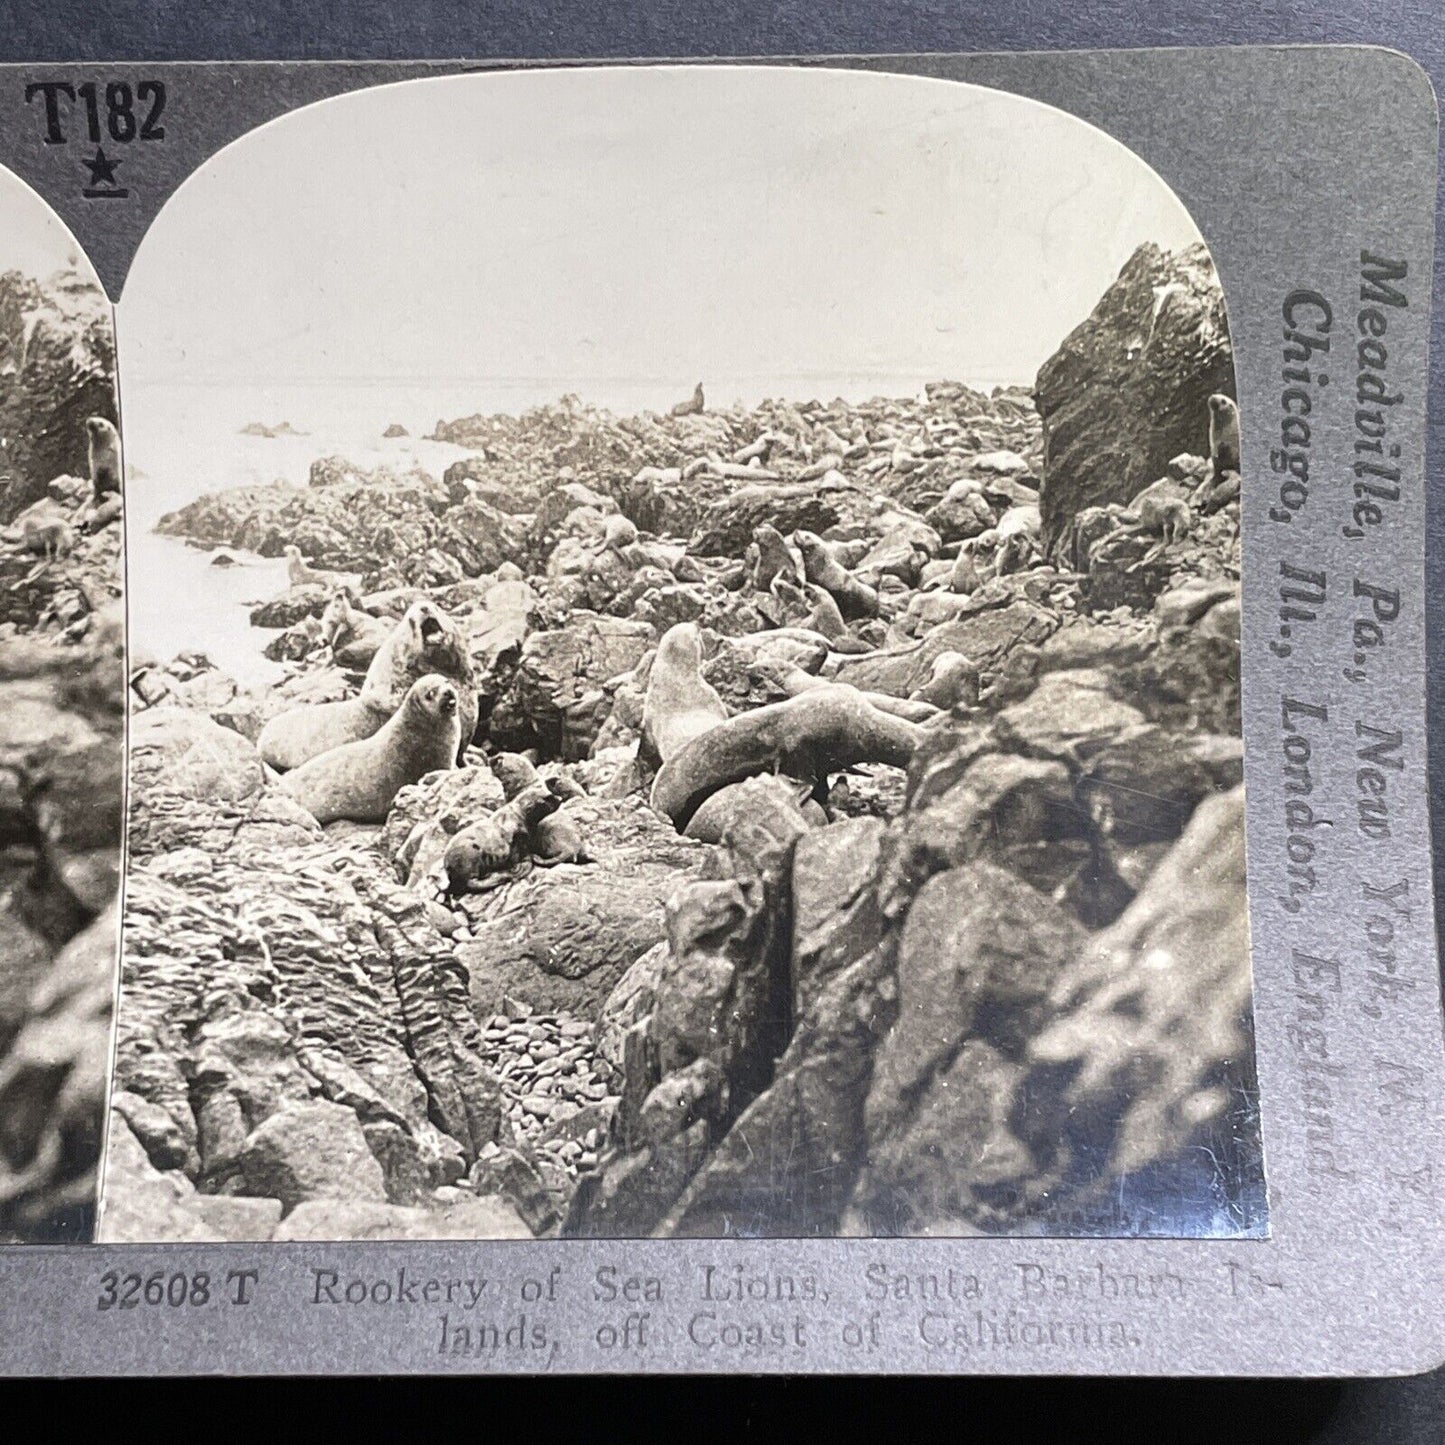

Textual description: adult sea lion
[359,598,478,757]
[639,622,729,767]
[793,530,879,620]
[669,383,705,418]
[279,673,461,826]
[284,545,328,589]
[1208,393,1241,480]
[259,599,477,770]
[749,524,803,593]
[85,417,121,502]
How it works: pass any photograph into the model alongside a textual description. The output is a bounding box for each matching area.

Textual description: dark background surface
[0,0,1441,1433]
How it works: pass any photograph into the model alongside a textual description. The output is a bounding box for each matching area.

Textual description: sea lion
[279,673,461,826]
[1208,393,1241,480]
[669,383,705,418]
[748,524,803,593]
[489,751,543,799]
[443,780,561,895]
[949,532,995,594]
[85,416,121,502]
[602,513,639,551]
[21,514,73,560]
[87,494,123,533]
[284,544,328,589]
[320,591,391,670]
[793,530,879,620]
[259,599,477,771]
[992,504,1042,576]
[1138,491,1191,544]
[358,599,478,759]
[639,622,729,767]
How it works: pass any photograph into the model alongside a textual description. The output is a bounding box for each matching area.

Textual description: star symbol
[83,147,121,188]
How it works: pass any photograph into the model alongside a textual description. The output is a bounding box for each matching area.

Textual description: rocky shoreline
[109,241,1265,1241]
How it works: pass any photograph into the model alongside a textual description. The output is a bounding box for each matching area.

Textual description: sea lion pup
[259,599,476,771]
[85,416,121,502]
[443,780,561,896]
[279,673,461,826]
[669,382,705,418]
[1138,491,1191,544]
[284,544,328,589]
[1208,393,1241,480]
[992,503,1042,576]
[639,622,729,768]
[21,513,73,560]
[792,530,879,620]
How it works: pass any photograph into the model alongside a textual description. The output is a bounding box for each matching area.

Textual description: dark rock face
[1034,242,1234,550]
[0,269,118,521]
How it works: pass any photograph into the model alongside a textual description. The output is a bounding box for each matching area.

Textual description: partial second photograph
[0,167,124,1244]
[101,65,1263,1243]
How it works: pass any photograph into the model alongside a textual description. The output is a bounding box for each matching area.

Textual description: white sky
[0,166,88,280]
[118,65,1202,411]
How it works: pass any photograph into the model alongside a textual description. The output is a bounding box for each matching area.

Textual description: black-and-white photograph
[0,167,124,1243]
[102,66,1265,1242]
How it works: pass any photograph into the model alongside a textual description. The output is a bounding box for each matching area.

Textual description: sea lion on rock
[259,599,477,771]
[1208,393,1241,481]
[949,532,995,594]
[279,673,462,826]
[85,417,121,502]
[443,780,561,895]
[284,545,328,589]
[992,504,1042,575]
[320,590,390,669]
[793,530,879,620]
[669,383,705,418]
[22,513,73,560]
[640,622,729,767]
[748,524,803,593]
[87,494,123,533]
[359,599,478,758]
[650,683,926,830]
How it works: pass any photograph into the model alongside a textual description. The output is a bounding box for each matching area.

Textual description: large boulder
[1034,242,1234,550]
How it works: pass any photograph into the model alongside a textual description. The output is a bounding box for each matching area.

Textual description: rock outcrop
[1034,242,1234,551]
